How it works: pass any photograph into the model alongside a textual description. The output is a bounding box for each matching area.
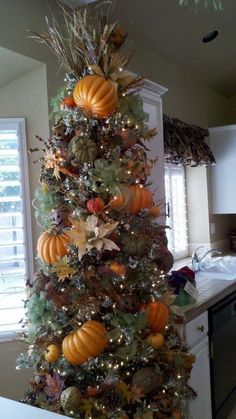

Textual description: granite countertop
[170,257,236,322]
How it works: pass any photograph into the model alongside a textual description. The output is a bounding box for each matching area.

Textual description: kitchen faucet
[191,246,222,272]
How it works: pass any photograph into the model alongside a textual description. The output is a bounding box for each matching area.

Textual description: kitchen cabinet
[209,124,236,214]
[185,311,212,419]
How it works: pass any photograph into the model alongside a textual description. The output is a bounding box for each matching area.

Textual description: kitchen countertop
[0,397,69,419]
[170,257,236,322]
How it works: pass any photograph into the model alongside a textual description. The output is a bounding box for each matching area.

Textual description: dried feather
[28,3,127,80]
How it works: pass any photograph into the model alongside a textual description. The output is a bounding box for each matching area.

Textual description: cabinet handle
[166,202,170,218]
[197,325,205,332]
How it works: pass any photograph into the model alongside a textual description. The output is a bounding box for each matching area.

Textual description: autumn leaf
[53,164,61,180]
[80,398,93,419]
[117,381,144,404]
[117,380,130,399]
[127,385,145,403]
[143,127,157,141]
[52,256,75,281]
[162,291,177,305]
[68,215,120,260]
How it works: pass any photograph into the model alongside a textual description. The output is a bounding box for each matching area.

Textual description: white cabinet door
[187,336,212,419]
[209,124,236,214]
[140,81,167,212]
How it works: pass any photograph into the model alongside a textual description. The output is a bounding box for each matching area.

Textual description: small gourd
[62,320,108,365]
[132,367,162,394]
[37,230,70,264]
[62,96,76,108]
[73,75,118,119]
[69,137,98,163]
[60,387,81,415]
[87,197,105,213]
[147,333,165,349]
[109,262,126,276]
[121,235,146,256]
[44,344,60,363]
[149,206,161,217]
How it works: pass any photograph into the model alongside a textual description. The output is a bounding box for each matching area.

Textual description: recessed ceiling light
[202,30,219,43]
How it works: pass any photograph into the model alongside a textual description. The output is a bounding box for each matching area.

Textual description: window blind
[0,119,32,339]
[165,164,189,259]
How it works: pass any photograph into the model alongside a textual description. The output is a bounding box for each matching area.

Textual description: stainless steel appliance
[208,291,236,419]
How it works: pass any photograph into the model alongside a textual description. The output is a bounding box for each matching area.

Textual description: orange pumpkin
[37,230,70,264]
[144,301,169,333]
[45,344,60,363]
[109,262,126,276]
[73,75,118,119]
[62,320,108,365]
[109,185,152,214]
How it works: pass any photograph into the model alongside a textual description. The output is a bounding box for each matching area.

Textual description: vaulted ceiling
[110,0,236,97]
[63,0,236,97]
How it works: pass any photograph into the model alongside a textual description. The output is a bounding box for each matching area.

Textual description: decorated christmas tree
[17,4,195,418]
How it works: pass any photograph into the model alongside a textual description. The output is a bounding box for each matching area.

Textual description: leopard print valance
[163,114,216,166]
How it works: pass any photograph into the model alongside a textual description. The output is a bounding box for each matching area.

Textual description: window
[0,118,33,340]
[165,164,189,260]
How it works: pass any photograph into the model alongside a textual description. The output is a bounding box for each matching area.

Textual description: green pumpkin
[132,367,162,394]
[69,137,98,162]
[121,235,146,256]
[60,386,81,415]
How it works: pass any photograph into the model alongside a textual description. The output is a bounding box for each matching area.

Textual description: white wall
[0,0,64,111]
[0,65,49,254]
[0,341,32,400]
[127,42,233,249]
[0,65,49,400]
[0,0,64,402]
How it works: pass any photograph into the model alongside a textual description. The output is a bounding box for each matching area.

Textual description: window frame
[165,163,189,260]
[0,118,33,341]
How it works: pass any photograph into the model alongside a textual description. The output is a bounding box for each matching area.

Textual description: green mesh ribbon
[32,185,62,227]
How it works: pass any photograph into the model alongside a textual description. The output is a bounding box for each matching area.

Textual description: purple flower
[44,372,65,401]
[170,266,195,295]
